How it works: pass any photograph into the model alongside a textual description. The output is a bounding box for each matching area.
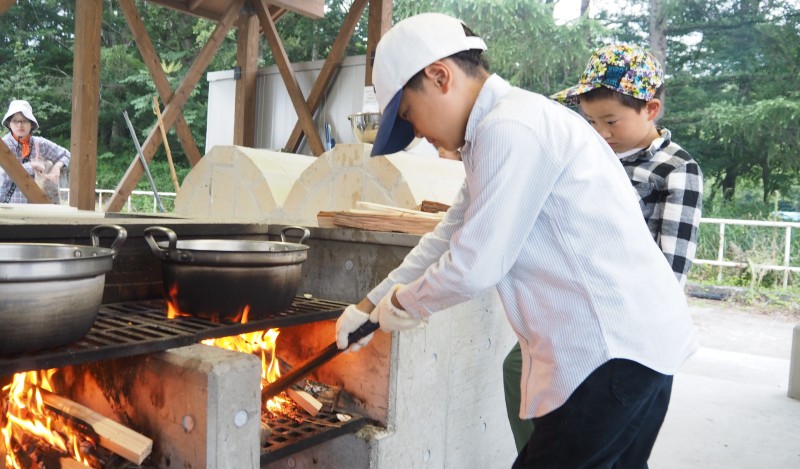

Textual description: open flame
[167,283,289,413]
[2,370,94,468]
[166,283,250,323]
[202,328,290,413]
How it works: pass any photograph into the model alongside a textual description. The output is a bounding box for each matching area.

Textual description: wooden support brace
[285,0,369,152]
[119,0,202,167]
[106,0,244,212]
[0,139,50,203]
[255,0,325,156]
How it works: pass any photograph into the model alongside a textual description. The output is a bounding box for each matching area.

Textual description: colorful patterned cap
[550,44,663,106]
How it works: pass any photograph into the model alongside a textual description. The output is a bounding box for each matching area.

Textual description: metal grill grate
[261,408,368,464]
[0,296,348,375]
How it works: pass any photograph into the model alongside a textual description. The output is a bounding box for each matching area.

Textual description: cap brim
[370,90,415,157]
[550,83,598,106]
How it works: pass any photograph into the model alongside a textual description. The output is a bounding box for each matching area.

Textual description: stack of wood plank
[318,201,446,235]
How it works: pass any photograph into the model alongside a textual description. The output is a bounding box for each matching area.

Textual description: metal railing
[694,217,800,288]
[59,188,176,213]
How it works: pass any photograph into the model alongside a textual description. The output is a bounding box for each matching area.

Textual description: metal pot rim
[0,224,127,282]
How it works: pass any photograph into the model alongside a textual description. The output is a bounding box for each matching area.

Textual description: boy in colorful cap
[335,14,697,468]
[503,43,705,454]
[551,45,703,276]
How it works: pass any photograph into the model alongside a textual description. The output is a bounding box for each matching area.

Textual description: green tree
[599,0,800,204]
[392,0,597,94]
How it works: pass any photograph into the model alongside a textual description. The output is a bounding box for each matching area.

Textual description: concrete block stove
[0,217,519,468]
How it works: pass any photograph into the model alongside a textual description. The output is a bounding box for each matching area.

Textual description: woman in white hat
[1,99,70,204]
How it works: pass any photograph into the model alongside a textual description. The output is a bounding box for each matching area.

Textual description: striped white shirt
[368,75,697,418]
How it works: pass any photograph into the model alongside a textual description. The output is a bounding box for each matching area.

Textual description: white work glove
[335,304,375,352]
[370,284,423,332]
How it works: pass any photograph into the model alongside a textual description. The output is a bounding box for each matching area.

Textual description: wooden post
[70,0,102,210]
[365,0,392,86]
[284,0,369,153]
[255,0,325,156]
[0,0,16,16]
[106,0,244,213]
[234,11,260,147]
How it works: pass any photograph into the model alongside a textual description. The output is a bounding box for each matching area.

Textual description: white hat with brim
[3,100,39,131]
[370,13,486,157]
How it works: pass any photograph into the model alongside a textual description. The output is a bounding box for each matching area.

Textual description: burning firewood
[4,431,96,469]
[59,459,93,469]
[285,388,323,417]
[40,390,152,465]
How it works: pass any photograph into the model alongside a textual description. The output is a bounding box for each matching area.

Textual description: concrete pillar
[789,324,800,400]
[61,344,262,468]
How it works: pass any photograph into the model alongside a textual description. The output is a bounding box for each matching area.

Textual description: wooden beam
[365,0,392,86]
[264,0,323,19]
[285,0,369,152]
[271,6,288,22]
[106,0,244,212]
[119,0,202,167]
[255,0,325,156]
[0,140,49,203]
[143,0,219,22]
[69,0,102,210]
[187,0,207,11]
[234,11,260,147]
[0,0,16,16]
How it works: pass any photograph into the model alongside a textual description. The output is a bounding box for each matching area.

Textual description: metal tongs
[262,320,379,399]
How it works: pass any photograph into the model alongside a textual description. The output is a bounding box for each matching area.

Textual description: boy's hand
[335,305,375,352]
[369,284,423,332]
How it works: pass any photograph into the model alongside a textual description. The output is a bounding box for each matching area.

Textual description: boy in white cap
[1,99,70,204]
[335,13,697,467]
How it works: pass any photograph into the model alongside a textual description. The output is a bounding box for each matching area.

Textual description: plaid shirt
[619,128,703,286]
[1,132,70,204]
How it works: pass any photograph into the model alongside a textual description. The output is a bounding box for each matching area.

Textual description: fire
[2,370,94,468]
[202,328,290,413]
[166,286,289,413]
[166,284,250,323]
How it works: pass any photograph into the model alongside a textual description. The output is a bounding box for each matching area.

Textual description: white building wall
[205,55,437,158]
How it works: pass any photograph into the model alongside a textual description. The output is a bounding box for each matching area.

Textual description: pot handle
[143,226,180,260]
[90,224,128,259]
[280,225,310,245]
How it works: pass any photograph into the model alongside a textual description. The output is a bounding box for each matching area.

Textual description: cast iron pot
[0,224,127,355]
[143,226,310,321]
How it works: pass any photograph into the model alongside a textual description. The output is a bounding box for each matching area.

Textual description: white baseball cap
[3,99,39,131]
[370,13,486,157]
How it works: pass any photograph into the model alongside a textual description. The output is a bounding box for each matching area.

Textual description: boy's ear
[645,99,662,121]
[423,62,451,92]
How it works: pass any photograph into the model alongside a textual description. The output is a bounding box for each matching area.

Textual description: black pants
[512,359,673,469]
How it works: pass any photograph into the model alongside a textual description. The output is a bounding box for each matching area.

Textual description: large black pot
[143,226,310,321]
[0,224,127,355]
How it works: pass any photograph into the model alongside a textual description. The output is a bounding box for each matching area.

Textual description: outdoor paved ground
[651,297,800,468]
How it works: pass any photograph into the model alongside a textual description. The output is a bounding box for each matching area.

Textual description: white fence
[695,217,800,288]
[60,188,177,213]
